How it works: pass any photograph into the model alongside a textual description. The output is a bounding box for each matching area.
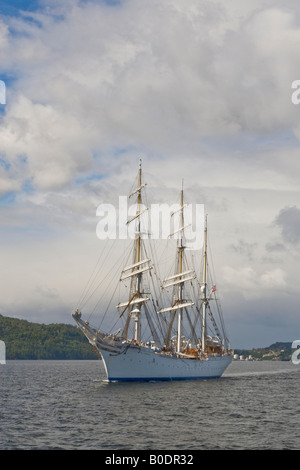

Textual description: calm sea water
[1,359,300,450]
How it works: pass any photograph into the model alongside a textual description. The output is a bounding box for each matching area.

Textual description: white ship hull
[99,344,232,382]
[73,314,233,381]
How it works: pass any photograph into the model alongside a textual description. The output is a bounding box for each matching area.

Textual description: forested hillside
[0,314,98,359]
[234,342,293,361]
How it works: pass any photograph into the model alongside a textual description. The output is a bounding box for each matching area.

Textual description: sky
[1,0,300,349]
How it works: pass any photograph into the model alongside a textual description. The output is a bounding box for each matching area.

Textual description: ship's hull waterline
[100,346,233,382]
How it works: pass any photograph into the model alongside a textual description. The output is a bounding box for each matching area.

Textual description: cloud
[230,239,258,261]
[1,94,96,190]
[1,0,300,193]
[34,285,59,299]
[274,206,300,245]
[260,267,286,289]
[222,265,286,295]
[265,241,286,253]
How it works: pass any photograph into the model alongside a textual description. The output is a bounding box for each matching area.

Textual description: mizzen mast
[201,214,208,353]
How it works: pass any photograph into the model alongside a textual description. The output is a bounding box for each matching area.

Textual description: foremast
[117,159,151,343]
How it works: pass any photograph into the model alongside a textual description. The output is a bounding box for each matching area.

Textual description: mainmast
[158,181,195,354]
[177,181,184,353]
[134,159,142,341]
[201,214,208,353]
[136,159,142,267]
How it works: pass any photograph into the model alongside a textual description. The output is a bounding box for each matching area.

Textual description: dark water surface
[1,360,300,450]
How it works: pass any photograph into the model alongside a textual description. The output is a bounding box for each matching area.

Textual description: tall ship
[73,161,233,381]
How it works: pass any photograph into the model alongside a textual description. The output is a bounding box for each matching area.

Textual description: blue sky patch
[0,0,41,17]
[75,173,106,184]
[0,190,16,206]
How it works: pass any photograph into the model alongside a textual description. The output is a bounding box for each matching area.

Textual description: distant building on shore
[233,353,254,361]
